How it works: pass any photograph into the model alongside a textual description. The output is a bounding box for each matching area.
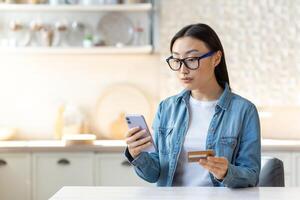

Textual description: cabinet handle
[57,158,70,165]
[0,159,7,166]
[121,160,131,167]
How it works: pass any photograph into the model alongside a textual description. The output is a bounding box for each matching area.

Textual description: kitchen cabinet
[0,2,155,54]
[0,153,31,200]
[1,143,300,200]
[32,152,94,200]
[294,153,300,186]
[95,153,152,186]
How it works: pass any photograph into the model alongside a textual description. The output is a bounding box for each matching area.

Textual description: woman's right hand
[125,127,152,159]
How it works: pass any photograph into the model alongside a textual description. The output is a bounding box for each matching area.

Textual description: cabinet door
[262,151,293,186]
[293,153,300,186]
[95,153,152,186]
[32,152,94,200]
[0,153,31,200]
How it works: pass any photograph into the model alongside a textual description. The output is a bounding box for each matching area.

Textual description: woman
[124,23,261,188]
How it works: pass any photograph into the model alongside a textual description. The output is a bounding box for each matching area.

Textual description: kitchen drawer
[0,153,31,200]
[32,152,94,200]
[95,153,152,186]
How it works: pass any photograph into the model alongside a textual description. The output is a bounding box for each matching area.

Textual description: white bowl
[0,128,17,140]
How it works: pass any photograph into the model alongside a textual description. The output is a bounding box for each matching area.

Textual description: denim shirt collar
[175,83,232,111]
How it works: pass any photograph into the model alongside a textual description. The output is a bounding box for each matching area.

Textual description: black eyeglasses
[166,51,215,71]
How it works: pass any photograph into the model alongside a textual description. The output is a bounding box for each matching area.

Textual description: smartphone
[125,114,156,152]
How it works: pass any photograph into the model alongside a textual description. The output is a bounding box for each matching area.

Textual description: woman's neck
[191,80,224,101]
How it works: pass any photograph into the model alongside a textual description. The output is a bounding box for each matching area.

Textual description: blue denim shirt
[125,84,261,188]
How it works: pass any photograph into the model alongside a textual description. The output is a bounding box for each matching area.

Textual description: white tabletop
[49,186,300,200]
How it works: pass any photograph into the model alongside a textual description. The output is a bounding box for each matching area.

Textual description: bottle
[81,120,90,134]
[62,103,82,135]
[132,21,144,46]
[54,104,65,140]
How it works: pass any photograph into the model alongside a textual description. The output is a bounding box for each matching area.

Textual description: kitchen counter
[49,186,300,200]
[0,140,127,152]
[0,139,300,152]
[261,139,300,151]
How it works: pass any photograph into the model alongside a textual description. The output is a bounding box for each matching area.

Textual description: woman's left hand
[199,156,229,180]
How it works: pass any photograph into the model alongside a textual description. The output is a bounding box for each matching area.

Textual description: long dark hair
[170,23,230,89]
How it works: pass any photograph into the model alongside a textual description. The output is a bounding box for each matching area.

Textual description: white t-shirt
[172,95,218,186]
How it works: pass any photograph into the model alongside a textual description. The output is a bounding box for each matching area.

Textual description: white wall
[158,0,300,106]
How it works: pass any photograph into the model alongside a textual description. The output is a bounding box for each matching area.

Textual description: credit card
[187,150,215,162]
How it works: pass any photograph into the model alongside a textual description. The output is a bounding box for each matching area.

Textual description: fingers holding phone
[125,127,152,158]
[125,114,156,158]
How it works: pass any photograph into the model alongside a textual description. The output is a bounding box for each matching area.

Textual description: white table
[49,186,300,200]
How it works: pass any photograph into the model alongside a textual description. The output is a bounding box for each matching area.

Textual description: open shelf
[0,45,153,54]
[0,3,152,12]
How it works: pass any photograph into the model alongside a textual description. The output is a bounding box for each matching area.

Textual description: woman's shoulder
[157,95,178,110]
[158,90,189,107]
[229,92,257,112]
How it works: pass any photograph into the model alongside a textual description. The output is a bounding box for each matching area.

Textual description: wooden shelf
[0,3,152,12]
[0,45,153,54]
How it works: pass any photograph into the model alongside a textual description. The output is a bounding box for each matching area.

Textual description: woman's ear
[213,51,222,67]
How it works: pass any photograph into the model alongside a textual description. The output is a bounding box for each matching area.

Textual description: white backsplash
[0,54,162,139]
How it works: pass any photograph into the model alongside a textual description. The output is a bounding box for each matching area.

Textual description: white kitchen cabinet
[293,153,300,186]
[0,148,296,200]
[32,152,94,200]
[95,153,152,186]
[0,153,31,200]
